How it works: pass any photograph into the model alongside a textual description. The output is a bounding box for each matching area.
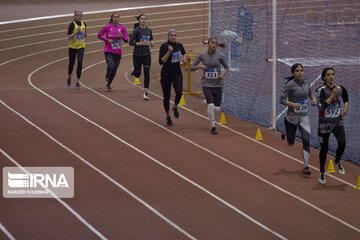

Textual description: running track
[0,1,359,239]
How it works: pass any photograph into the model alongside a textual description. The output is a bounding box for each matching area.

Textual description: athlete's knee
[207,103,214,111]
[303,139,310,151]
[338,140,346,149]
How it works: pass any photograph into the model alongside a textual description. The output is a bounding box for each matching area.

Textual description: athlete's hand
[198,65,207,71]
[76,27,81,33]
[293,103,301,110]
[137,41,147,46]
[311,98,317,106]
[167,45,173,52]
[332,86,341,95]
[107,39,114,44]
[218,74,225,79]
[341,108,348,117]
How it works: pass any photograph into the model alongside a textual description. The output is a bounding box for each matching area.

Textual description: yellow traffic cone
[355,176,360,190]
[179,95,186,106]
[219,113,227,124]
[134,77,140,85]
[326,160,336,173]
[255,128,263,140]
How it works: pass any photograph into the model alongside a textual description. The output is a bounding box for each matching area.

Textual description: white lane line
[0,223,16,240]
[0,148,107,240]
[0,33,204,66]
[0,100,196,240]
[0,2,206,25]
[0,21,207,52]
[0,14,207,43]
[26,50,287,240]
[0,7,206,33]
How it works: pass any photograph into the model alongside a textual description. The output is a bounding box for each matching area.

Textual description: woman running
[98,12,128,92]
[190,37,229,134]
[129,14,154,100]
[280,63,317,175]
[67,10,87,90]
[316,67,348,184]
[159,29,186,126]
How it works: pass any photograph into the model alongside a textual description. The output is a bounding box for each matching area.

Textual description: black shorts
[202,87,222,106]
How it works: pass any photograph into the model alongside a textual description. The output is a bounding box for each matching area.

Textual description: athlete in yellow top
[67,10,87,90]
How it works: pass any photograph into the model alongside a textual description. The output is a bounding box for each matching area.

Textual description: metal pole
[271,0,277,129]
[208,0,211,37]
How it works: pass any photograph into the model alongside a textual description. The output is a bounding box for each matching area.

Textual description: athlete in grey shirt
[280,63,316,175]
[190,37,229,134]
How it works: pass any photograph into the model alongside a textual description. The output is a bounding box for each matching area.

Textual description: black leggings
[105,52,122,85]
[68,48,85,79]
[160,72,183,112]
[133,55,151,89]
[318,125,346,173]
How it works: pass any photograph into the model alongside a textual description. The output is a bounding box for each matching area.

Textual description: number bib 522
[325,103,341,118]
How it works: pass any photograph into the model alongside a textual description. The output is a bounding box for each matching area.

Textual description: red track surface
[0,1,359,239]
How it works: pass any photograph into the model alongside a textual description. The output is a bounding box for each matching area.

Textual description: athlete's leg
[284,116,298,146]
[318,132,330,174]
[298,116,311,169]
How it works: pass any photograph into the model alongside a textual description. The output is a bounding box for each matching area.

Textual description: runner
[98,12,128,92]
[190,36,229,134]
[67,10,87,90]
[129,14,154,100]
[316,67,348,184]
[280,63,317,175]
[158,29,186,126]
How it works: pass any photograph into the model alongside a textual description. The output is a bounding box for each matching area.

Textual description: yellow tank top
[69,21,86,49]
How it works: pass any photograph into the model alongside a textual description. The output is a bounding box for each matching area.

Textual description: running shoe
[281,131,286,140]
[319,172,326,184]
[173,106,179,118]
[211,127,218,135]
[106,85,113,92]
[67,78,71,87]
[143,92,149,100]
[166,116,172,126]
[302,166,311,175]
[75,82,80,90]
[334,162,345,174]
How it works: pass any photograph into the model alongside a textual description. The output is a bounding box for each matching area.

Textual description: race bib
[204,68,219,79]
[325,103,341,118]
[140,35,150,45]
[74,32,84,41]
[294,99,308,113]
[111,39,122,49]
[171,51,182,63]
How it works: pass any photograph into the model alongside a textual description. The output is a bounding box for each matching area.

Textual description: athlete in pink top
[98,12,128,91]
